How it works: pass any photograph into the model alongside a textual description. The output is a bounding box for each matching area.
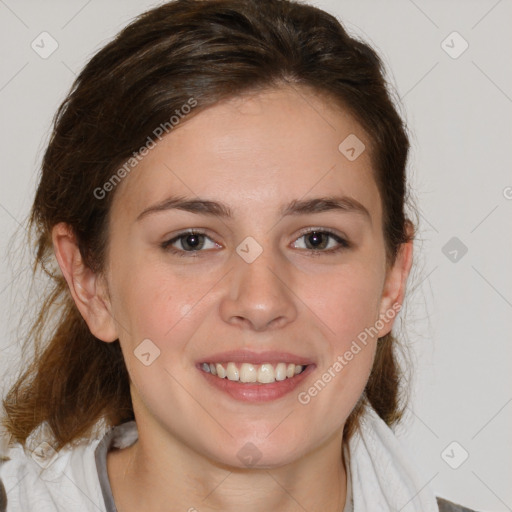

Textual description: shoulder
[437,496,480,512]
[0,438,105,512]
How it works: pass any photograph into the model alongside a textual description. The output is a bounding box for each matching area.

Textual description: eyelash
[160,228,350,258]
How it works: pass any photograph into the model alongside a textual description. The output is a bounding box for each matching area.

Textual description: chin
[210,436,307,470]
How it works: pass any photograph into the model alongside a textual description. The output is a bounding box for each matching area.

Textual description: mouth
[196,351,314,402]
[199,361,308,384]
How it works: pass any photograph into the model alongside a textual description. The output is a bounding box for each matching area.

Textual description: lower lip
[198,365,315,402]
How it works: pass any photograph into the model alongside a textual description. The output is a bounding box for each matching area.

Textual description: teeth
[216,363,226,378]
[239,363,257,383]
[202,361,306,384]
[258,363,275,383]
[275,362,287,381]
[226,362,239,381]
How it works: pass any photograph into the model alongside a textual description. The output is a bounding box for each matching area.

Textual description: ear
[376,222,414,337]
[52,222,118,342]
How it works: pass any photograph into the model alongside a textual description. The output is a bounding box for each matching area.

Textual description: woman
[0,0,478,510]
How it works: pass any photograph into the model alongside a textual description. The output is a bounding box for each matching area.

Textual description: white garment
[0,438,106,511]
[348,406,439,511]
[0,404,438,511]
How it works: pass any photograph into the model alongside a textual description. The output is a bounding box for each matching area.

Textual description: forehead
[111,86,381,223]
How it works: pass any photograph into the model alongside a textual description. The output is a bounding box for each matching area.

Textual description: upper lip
[198,350,314,366]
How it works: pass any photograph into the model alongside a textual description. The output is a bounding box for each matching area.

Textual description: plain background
[0,1,511,510]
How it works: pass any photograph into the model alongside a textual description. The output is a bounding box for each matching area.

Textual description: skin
[53,85,413,512]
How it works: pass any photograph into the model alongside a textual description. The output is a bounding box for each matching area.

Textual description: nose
[219,246,298,332]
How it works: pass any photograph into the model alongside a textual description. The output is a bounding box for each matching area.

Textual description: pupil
[308,232,326,249]
[184,234,202,250]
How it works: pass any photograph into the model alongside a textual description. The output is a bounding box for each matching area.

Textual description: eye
[291,229,350,255]
[161,228,350,258]
[161,230,220,256]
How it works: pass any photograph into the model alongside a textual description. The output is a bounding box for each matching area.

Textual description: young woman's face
[102,86,405,467]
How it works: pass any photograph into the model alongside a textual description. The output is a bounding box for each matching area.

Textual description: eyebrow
[136,194,372,224]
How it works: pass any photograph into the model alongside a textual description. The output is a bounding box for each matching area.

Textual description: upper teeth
[201,362,305,383]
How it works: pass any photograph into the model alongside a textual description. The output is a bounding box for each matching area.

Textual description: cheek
[299,263,382,393]
[110,265,209,413]
[285,263,383,414]
[109,253,202,346]
[301,263,383,346]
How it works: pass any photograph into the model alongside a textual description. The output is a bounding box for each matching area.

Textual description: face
[91,86,407,467]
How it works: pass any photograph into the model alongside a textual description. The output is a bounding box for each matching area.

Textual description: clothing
[0,406,478,511]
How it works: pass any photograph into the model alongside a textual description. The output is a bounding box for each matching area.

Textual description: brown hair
[2,0,415,451]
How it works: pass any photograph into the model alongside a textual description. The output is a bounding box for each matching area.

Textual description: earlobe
[51,222,118,342]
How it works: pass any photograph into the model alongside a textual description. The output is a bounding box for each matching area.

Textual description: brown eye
[161,230,219,256]
[292,230,350,254]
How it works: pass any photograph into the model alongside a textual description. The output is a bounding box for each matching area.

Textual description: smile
[200,361,307,384]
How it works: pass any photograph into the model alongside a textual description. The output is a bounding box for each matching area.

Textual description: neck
[107,428,348,512]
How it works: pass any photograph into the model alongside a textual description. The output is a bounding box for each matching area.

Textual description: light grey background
[1,1,511,510]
